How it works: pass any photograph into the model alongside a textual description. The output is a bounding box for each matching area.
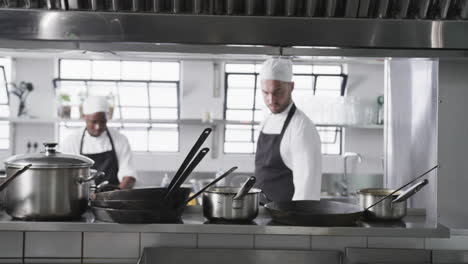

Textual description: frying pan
[264,165,438,227]
[91,167,238,223]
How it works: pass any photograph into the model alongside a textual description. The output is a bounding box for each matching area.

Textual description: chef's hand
[119,176,136,189]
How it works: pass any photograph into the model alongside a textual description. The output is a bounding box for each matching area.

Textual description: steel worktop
[0,207,449,238]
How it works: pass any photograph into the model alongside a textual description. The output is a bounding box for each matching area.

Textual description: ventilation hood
[0,0,467,51]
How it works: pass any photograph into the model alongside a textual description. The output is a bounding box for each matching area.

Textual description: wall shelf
[0,117,384,129]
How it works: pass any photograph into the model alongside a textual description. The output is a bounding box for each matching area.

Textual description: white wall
[4,57,384,178]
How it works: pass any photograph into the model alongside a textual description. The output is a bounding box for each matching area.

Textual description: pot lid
[4,143,94,168]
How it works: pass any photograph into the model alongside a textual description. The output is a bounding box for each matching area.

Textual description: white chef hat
[260,57,293,83]
[82,96,109,115]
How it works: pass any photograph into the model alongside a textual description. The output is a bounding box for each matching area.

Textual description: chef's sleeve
[116,135,138,182]
[291,120,322,200]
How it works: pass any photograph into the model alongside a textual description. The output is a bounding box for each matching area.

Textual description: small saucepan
[358,179,429,221]
[203,176,260,222]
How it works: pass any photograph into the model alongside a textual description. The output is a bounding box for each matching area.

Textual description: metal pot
[357,179,429,221]
[203,177,260,222]
[357,188,406,221]
[3,143,103,220]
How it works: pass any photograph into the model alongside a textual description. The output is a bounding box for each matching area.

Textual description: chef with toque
[61,96,137,189]
[255,58,322,202]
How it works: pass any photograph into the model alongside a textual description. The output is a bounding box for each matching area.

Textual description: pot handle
[259,191,273,206]
[392,179,429,203]
[78,170,106,184]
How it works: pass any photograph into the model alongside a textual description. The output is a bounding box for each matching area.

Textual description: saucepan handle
[78,169,106,184]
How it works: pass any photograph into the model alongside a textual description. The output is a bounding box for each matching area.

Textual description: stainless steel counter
[0,207,449,238]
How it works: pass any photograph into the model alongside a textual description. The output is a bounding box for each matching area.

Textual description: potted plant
[58,93,71,119]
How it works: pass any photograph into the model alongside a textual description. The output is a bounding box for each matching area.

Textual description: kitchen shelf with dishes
[0,117,384,129]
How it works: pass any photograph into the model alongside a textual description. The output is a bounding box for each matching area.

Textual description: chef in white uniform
[61,96,137,189]
[255,58,322,202]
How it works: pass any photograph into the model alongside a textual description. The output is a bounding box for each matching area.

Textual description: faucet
[340,152,363,196]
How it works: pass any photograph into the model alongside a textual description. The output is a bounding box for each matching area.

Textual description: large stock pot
[2,143,104,220]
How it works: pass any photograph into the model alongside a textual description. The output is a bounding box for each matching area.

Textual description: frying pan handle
[164,148,210,201]
[392,179,429,203]
[167,128,212,191]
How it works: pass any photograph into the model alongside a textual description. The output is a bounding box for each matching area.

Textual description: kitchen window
[55,59,180,152]
[0,64,10,150]
[224,63,346,155]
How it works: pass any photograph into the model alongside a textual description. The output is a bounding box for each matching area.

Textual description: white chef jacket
[261,103,322,200]
[60,128,138,182]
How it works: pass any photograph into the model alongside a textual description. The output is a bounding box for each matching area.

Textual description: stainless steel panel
[461,0,468,19]
[358,0,370,17]
[285,0,296,16]
[345,248,431,264]
[245,0,254,15]
[344,0,359,17]
[433,250,468,263]
[305,0,319,16]
[265,0,277,16]
[25,232,82,258]
[1,10,468,48]
[325,0,337,17]
[416,0,431,19]
[384,59,438,228]
[376,0,389,18]
[153,0,162,12]
[172,0,180,13]
[138,248,342,264]
[393,0,410,18]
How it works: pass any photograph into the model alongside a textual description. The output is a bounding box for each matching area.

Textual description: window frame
[54,59,181,153]
[0,66,9,150]
[223,63,347,155]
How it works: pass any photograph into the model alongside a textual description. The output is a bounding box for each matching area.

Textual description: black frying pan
[91,167,238,223]
[264,165,438,227]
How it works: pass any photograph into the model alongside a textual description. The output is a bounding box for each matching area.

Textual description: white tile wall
[254,235,310,250]
[141,233,197,252]
[25,232,81,258]
[426,235,468,250]
[83,232,139,258]
[0,232,23,258]
[198,234,254,249]
[312,236,367,251]
[367,237,424,249]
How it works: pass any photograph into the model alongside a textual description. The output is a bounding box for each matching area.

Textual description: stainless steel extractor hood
[0,0,468,50]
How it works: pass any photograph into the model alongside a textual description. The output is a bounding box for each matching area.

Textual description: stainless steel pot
[2,143,103,220]
[357,188,406,221]
[357,179,429,221]
[203,177,260,222]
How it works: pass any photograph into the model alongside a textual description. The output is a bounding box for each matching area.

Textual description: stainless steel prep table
[0,207,449,238]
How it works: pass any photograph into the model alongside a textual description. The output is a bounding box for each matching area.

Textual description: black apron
[255,104,296,203]
[80,129,120,185]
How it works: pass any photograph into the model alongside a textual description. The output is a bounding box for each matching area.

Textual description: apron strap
[280,103,297,136]
[106,129,120,171]
[79,128,86,155]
